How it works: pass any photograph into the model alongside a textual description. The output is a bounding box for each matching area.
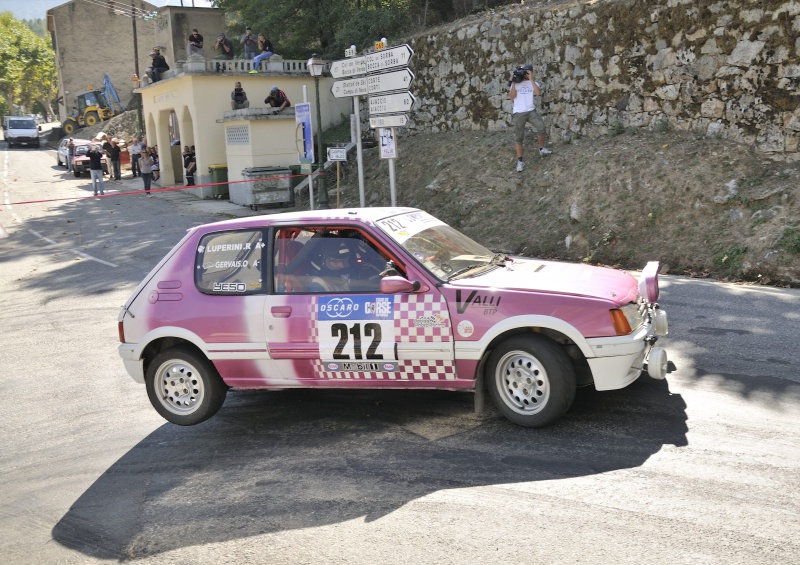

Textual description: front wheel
[145,346,227,425]
[84,111,100,127]
[486,335,576,428]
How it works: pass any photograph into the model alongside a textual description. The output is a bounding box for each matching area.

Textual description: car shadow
[52,378,687,559]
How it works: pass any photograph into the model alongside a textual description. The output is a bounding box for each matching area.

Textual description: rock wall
[396,0,800,160]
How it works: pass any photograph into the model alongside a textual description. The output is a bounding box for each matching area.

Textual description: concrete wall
[48,0,157,122]
[153,7,225,66]
[400,0,800,160]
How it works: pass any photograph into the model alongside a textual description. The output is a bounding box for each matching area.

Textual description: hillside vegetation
[333,126,800,286]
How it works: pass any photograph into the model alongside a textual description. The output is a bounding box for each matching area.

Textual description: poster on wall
[295,103,314,170]
[379,127,397,159]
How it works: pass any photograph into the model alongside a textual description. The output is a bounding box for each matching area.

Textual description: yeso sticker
[457,320,474,337]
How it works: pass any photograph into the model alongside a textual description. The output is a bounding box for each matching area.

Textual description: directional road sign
[369,114,409,128]
[366,69,414,95]
[365,45,413,74]
[331,77,367,98]
[369,92,415,115]
[330,44,414,79]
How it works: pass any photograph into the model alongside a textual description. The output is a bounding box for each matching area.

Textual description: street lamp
[307,53,329,209]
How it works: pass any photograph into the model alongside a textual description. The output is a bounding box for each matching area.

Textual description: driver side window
[273,227,399,294]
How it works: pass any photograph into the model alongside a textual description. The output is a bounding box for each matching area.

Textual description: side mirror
[38,125,42,131]
[380,276,429,294]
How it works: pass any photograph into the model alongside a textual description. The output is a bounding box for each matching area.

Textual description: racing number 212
[331,322,383,359]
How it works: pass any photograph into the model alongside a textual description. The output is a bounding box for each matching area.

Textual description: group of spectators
[230,83,291,115]
[184,27,274,72]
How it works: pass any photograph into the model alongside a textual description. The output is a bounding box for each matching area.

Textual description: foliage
[210,0,507,59]
[0,11,57,120]
[778,226,800,255]
[22,18,47,37]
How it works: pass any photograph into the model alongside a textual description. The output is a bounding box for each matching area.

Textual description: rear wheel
[145,346,227,425]
[84,111,100,127]
[487,335,576,428]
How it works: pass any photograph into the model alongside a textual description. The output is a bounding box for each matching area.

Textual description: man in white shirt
[509,64,551,172]
[129,136,145,178]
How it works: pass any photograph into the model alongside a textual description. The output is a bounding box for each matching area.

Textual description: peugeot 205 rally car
[118,208,669,427]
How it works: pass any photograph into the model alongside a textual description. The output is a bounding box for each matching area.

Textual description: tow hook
[646,335,658,346]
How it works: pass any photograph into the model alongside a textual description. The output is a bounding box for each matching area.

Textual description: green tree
[0,11,57,120]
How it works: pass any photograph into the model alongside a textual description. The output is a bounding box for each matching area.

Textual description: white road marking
[2,148,118,267]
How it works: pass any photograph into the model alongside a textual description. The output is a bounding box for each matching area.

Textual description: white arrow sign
[369,92,415,115]
[331,77,367,98]
[364,44,414,74]
[366,69,414,95]
[330,44,414,78]
[330,56,367,79]
[369,114,409,128]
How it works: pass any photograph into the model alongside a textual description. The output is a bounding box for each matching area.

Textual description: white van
[2,116,41,148]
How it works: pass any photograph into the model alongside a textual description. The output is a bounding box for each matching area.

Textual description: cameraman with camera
[213,32,234,60]
[509,64,551,172]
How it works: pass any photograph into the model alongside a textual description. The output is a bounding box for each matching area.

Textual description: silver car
[56,138,91,167]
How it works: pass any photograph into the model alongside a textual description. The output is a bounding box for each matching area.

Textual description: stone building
[47,0,158,123]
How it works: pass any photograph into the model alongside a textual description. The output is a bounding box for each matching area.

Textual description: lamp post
[307,54,329,209]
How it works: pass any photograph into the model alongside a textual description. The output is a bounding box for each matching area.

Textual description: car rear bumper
[118,344,145,383]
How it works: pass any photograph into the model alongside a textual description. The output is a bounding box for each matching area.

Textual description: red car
[71,143,108,177]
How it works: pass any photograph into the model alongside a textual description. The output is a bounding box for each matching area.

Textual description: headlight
[610,303,645,335]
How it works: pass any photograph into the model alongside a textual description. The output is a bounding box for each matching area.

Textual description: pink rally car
[118,208,669,427]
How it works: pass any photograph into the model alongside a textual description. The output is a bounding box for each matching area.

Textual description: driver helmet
[324,242,350,271]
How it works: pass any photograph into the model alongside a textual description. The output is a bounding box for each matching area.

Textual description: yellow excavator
[62,75,125,135]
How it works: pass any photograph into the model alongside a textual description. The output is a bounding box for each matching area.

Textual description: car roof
[191,207,421,234]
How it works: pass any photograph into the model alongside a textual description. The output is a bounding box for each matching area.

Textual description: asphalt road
[1,143,799,564]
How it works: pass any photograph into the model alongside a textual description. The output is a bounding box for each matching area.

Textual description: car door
[264,224,458,386]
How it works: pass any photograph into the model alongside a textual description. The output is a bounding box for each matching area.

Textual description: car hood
[450,257,640,305]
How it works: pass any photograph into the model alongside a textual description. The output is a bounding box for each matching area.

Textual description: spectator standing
[106,138,122,180]
[249,34,274,73]
[188,28,204,57]
[139,149,154,197]
[67,138,75,173]
[87,145,105,196]
[509,63,551,172]
[231,81,250,110]
[240,27,257,60]
[151,149,160,182]
[149,49,170,82]
[264,86,291,114]
[129,136,144,177]
[184,146,197,186]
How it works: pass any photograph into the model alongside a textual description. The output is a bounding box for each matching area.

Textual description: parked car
[56,138,91,167]
[118,208,669,427]
[3,116,41,148]
[71,143,108,177]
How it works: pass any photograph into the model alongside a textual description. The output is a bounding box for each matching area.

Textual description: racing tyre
[146,346,227,425]
[84,111,100,127]
[487,335,576,428]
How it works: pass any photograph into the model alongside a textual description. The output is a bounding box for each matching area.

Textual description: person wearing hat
[249,34,274,73]
[213,32,234,60]
[187,28,204,57]
[509,63,551,172]
[149,49,169,82]
[240,27,257,61]
[264,85,291,114]
[106,138,122,180]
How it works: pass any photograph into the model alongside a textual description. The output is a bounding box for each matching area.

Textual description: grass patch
[778,227,800,255]
[713,244,748,276]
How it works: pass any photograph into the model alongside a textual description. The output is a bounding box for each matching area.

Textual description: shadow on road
[53,378,687,559]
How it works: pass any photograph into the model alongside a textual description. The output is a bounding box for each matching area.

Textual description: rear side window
[195,229,264,294]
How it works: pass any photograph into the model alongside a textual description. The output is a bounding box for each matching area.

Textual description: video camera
[511,65,532,84]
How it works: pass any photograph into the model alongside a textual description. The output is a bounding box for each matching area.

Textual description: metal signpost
[328,147,348,208]
[295,103,315,209]
[330,42,414,207]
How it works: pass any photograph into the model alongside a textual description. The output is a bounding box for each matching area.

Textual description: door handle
[271,306,292,318]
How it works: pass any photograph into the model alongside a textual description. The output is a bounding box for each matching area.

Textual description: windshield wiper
[490,252,511,265]
[447,263,493,281]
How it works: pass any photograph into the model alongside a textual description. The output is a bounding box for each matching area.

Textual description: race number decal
[318,295,396,361]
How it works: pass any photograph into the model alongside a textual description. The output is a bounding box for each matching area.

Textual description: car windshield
[75,145,89,155]
[9,119,36,128]
[376,210,502,281]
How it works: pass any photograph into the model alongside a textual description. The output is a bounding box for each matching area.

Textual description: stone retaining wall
[393,0,800,160]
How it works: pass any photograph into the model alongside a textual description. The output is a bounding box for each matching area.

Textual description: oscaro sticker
[457,320,474,337]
